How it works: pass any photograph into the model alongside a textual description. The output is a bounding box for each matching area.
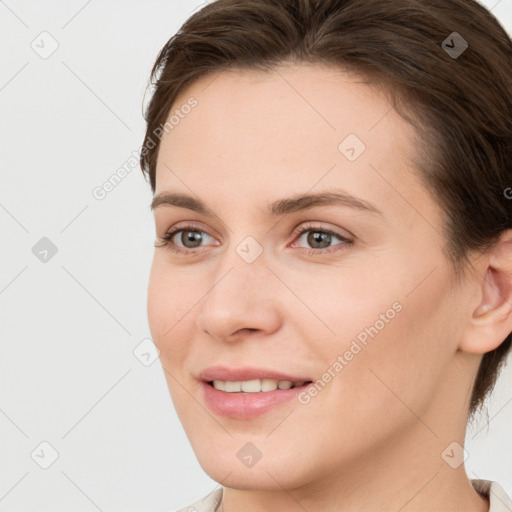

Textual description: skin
[147,62,512,512]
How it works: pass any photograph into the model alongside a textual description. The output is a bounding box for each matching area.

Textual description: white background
[1,1,512,511]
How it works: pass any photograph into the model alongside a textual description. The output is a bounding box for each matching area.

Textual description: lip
[198,365,313,383]
[200,380,313,419]
[198,365,314,419]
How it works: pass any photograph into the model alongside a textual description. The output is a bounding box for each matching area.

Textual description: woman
[141,0,512,510]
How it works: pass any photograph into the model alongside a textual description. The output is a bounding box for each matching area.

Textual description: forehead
[154,62,436,225]
[167,63,397,145]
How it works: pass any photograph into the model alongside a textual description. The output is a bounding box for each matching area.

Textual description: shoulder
[471,479,512,512]
[169,487,223,512]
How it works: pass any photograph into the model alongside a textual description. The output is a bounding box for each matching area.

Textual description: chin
[191,436,315,491]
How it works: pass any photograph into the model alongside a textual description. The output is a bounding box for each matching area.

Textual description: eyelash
[155,222,353,256]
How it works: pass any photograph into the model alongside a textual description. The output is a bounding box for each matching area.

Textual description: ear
[459,229,512,354]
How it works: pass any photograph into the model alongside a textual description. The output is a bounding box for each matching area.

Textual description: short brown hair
[140,0,512,420]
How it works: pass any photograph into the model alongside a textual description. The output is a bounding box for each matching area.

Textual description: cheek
[147,257,193,363]
[146,265,168,342]
[147,266,197,419]
[301,257,456,425]
[328,269,456,430]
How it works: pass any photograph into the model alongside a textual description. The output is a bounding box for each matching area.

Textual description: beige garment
[172,479,512,511]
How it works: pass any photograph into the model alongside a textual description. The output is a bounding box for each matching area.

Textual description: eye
[154,222,353,256]
[154,225,217,254]
[289,222,353,255]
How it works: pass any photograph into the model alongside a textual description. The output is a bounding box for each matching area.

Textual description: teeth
[225,381,241,392]
[212,379,306,393]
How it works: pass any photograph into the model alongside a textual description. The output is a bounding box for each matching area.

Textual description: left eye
[155,224,353,255]
[291,226,352,253]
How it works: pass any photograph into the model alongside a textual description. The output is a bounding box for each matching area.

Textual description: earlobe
[460,230,512,354]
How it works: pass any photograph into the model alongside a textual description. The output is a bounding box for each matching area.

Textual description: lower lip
[201,381,311,419]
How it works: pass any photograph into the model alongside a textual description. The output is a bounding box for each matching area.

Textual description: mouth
[206,379,314,393]
[198,366,314,387]
[201,377,315,419]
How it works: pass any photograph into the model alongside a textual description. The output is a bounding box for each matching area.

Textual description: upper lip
[198,366,313,383]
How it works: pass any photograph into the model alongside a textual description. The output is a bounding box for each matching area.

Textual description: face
[147,63,475,491]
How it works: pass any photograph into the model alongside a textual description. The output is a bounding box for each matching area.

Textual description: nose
[196,255,281,343]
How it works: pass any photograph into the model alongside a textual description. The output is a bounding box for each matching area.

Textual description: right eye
[155,226,218,253]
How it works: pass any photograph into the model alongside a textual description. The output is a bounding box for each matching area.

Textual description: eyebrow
[150,190,383,217]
